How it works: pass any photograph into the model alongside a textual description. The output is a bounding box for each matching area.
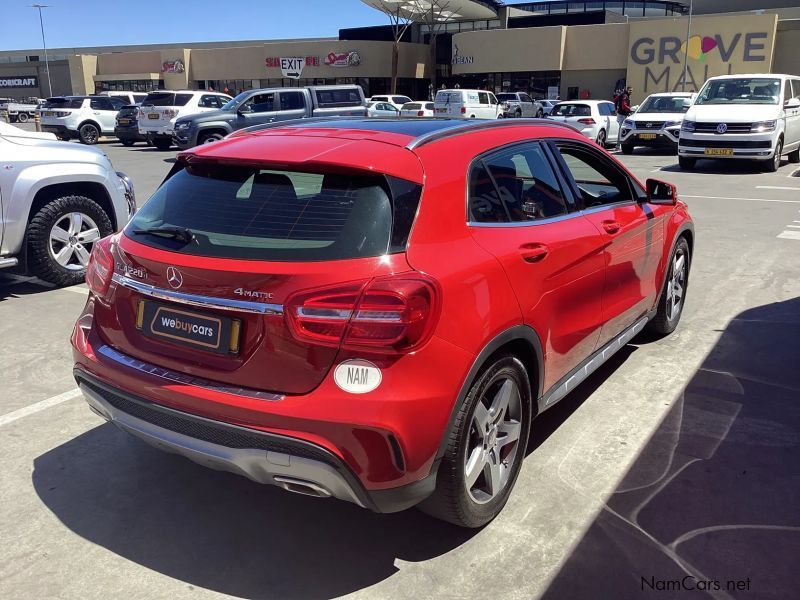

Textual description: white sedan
[367,101,400,118]
[400,101,435,118]
[546,100,620,148]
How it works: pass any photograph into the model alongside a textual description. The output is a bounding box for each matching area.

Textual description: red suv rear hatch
[90,148,424,395]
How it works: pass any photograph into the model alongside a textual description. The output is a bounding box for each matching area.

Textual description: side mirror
[646,178,677,205]
[785,97,800,109]
[238,104,252,114]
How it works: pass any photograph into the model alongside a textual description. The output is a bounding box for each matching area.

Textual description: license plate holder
[638,133,657,140]
[148,113,160,120]
[118,118,131,125]
[44,111,54,117]
[137,301,240,355]
[704,148,733,156]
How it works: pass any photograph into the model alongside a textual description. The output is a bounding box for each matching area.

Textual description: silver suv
[0,126,135,285]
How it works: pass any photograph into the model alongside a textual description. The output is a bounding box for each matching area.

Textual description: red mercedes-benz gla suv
[72,118,693,527]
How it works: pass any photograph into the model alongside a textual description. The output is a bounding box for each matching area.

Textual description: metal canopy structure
[361,0,501,21]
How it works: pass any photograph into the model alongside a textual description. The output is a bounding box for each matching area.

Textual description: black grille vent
[694,122,752,133]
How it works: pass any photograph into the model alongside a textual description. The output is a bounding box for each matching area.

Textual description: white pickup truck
[0,125,135,285]
[4,99,44,123]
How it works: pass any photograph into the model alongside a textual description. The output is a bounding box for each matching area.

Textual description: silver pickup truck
[0,124,135,285]
[173,85,367,149]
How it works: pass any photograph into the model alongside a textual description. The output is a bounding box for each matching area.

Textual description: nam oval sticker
[333,359,382,394]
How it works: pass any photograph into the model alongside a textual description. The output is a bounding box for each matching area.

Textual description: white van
[678,73,800,172]
[434,89,501,119]
[98,91,148,105]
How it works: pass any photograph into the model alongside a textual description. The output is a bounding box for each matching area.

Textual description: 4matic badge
[234,288,275,300]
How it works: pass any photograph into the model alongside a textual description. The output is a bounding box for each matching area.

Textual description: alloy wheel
[666,250,686,321]
[48,212,100,271]
[464,376,523,504]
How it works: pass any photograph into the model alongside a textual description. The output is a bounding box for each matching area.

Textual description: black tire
[621,142,635,155]
[647,237,690,336]
[78,122,100,145]
[153,138,172,151]
[17,112,29,123]
[596,129,607,147]
[199,131,225,145]
[788,147,800,164]
[536,109,543,118]
[120,139,135,147]
[417,355,532,528]
[762,139,783,172]
[27,195,113,286]
[678,156,696,170]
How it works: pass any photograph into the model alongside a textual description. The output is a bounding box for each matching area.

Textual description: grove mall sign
[626,13,778,94]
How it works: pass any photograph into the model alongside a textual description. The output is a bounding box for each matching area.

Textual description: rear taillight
[460,106,467,114]
[417,110,425,117]
[164,108,178,118]
[578,118,596,125]
[286,275,440,354]
[85,236,114,298]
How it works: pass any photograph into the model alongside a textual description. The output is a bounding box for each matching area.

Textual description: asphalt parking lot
[2,127,799,600]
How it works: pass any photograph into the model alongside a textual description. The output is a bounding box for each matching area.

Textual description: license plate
[137,301,240,355]
[44,111,53,117]
[638,133,657,140]
[118,118,131,125]
[435,108,447,113]
[704,148,733,156]
[148,113,160,120]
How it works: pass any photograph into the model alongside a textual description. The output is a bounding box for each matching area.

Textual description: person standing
[614,86,633,149]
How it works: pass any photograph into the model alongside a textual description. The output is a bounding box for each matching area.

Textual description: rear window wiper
[132,225,195,244]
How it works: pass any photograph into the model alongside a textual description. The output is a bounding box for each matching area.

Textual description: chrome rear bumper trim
[79,383,364,507]
[111,273,283,315]
[98,344,284,402]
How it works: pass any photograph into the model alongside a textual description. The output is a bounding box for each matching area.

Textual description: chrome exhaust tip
[273,476,332,498]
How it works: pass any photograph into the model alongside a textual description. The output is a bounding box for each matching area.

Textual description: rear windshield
[142,92,193,107]
[435,91,462,104]
[496,94,518,102]
[124,165,422,261]
[403,103,421,110]
[313,88,363,108]
[550,103,590,117]
[43,97,84,109]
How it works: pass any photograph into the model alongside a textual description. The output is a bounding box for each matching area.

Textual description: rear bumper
[74,368,436,513]
[114,126,147,141]
[41,124,76,138]
[678,132,777,159]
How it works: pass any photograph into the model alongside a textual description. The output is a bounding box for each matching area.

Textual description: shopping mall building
[1,0,799,102]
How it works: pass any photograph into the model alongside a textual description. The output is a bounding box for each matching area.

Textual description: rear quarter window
[314,88,362,108]
[125,165,422,262]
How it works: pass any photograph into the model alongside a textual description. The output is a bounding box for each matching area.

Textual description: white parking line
[0,389,82,427]
[59,285,89,295]
[756,185,800,191]
[683,195,800,204]
[778,231,800,240]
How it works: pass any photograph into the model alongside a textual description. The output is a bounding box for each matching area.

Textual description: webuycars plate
[137,301,240,355]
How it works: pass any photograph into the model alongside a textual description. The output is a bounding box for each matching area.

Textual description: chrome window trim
[97,344,285,402]
[111,273,283,315]
[467,201,638,228]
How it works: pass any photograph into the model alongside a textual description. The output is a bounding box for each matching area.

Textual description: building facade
[1,0,798,103]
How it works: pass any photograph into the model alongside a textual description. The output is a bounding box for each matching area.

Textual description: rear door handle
[602,220,621,234]
[519,243,549,263]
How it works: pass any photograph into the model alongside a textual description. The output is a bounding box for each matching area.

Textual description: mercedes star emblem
[716,123,728,134]
[166,266,183,289]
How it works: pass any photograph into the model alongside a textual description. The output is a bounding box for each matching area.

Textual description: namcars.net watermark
[642,575,752,593]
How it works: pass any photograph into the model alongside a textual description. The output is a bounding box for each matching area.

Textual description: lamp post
[31,4,52,98]
[681,0,694,92]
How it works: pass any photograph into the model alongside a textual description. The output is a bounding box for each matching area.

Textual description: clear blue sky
[0,0,386,50]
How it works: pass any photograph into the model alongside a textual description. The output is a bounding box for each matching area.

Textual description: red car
[72,118,693,528]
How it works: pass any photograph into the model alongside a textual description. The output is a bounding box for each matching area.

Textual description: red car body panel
[72,119,694,510]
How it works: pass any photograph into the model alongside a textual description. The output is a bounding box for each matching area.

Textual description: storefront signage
[161,59,185,73]
[452,45,474,65]
[324,51,361,67]
[0,75,38,88]
[626,14,777,93]
[266,56,321,68]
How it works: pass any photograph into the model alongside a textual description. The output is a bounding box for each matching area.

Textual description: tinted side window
[469,143,568,223]
[279,91,305,110]
[489,93,498,105]
[783,81,792,104]
[314,88,362,108]
[479,92,489,105]
[244,93,275,113]
[520,94,533,103]
[90,97,114,111]
[175,94,194,107]
[556,145,633,208]
[198,94,220,108]
[598,103,611,116]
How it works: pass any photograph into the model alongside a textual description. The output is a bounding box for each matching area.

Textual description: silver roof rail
[405,118,580,150]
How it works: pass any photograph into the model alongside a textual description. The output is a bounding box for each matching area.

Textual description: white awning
[361,0,499,21]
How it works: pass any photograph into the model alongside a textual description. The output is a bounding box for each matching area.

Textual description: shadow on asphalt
[658,160,784,175]
[541,297,800,600]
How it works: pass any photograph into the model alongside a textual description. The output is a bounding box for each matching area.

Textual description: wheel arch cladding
[435,324,544,463]
[29,182,117,230]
